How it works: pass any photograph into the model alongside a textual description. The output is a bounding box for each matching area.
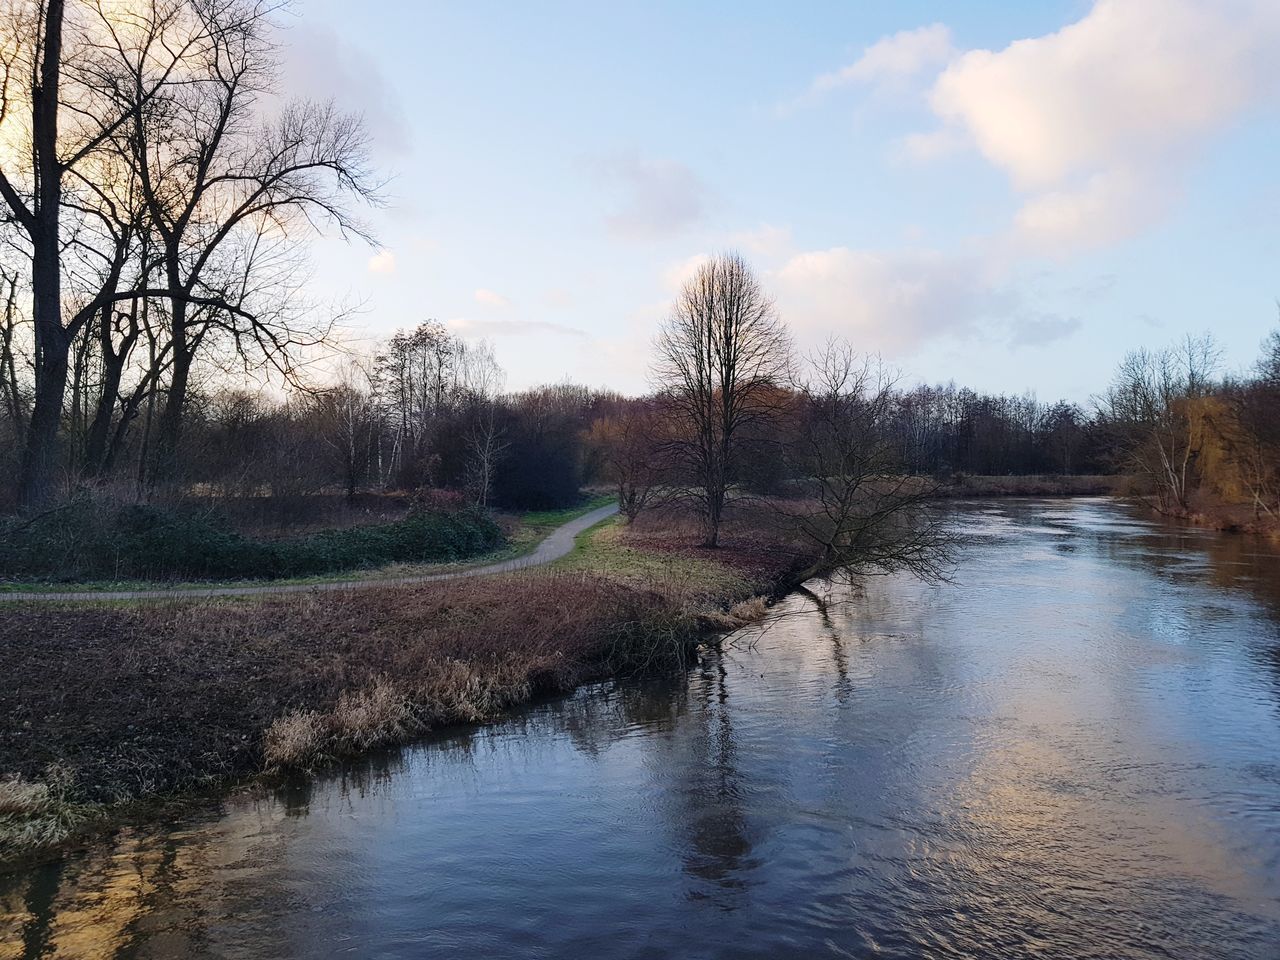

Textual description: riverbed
[3,498,1279,958]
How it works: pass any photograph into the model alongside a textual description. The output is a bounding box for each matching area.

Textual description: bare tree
[1099,334,1220,513]
[785,340,952,582]
[118,0,378,484]
[652,252,791,546]
[587,400,662,522]
[460,339,506,507]
[314,358,379,500]
[0,0,223,505]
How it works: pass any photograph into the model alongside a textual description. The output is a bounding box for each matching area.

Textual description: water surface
[4,498,1280,958]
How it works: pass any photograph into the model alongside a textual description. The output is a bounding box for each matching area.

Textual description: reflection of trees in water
[795,584,852,701]
[9,856,61,960]
[0,824,250,958]
[556,677,687,758]
[677,645,754,892]
[1086,505,1280,701]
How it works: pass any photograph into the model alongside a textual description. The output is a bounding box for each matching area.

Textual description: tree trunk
[150,265,190,486]
[19,241,68,506]
[17,0,67,508]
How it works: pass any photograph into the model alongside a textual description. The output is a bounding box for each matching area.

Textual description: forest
[0,1,1278,577]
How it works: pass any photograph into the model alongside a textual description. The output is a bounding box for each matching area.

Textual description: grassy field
[0,499,809,864]
[0,494,616,595]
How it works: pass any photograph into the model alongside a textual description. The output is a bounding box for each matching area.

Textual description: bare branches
[1097,334,1220,513]
[652,252,791,546]
[782,339,954,583]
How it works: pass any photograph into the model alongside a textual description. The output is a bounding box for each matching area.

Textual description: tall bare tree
[0,0,216,505]
[652,253,790,546]
[117,1,377,484]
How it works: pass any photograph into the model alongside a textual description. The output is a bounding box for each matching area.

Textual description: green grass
[554,516,751,601]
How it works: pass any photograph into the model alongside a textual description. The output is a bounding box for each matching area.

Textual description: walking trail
[0,502,619,603]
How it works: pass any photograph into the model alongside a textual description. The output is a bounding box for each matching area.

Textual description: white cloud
[597,152,710,240]
[925,0,1280,252]
[897,128,963,164]
[1012,167,1172,255]
[367,249,396,274]
[662,253,711,292]
[812,24,953,93]
[771,246,1010,352]
[729,224,794,260]
[474,288,511,307]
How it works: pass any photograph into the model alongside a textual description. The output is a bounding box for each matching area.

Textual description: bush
[0,497,503,582]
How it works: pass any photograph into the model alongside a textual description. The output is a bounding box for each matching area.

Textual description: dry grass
[0,767,97,858]
[0,498,815,862]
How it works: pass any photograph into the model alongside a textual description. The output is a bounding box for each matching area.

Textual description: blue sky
[286,0,1280,401]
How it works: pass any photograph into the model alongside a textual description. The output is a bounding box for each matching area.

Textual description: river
[3,498,1279,959]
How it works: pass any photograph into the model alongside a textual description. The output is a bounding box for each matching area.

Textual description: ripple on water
[3,498,1280,959]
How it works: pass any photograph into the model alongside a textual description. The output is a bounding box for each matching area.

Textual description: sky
[285,0,1280,402]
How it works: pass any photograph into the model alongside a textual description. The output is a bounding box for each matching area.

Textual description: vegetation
[0,500,807,863]
[1099,330,1280,531]
[0,499,501,582]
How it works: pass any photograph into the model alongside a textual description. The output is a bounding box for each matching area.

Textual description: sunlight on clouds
[368,250,396,274]
[1013,167,1171,256]
[662,253,711,292]
[925,0,1280,252]
[771,246,1010,352]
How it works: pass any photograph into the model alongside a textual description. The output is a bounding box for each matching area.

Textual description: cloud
[897,128,963,164]
[474,288,511,308]
[367,250,396,274]
[278,23,409,156]
[924,0,1280,253]
[729,224,794,260]
[597,152,710,240]
[1009,313,1083,348]
[662,252,711,292]
[811,24,953,94]
[447,318,588,339]
[771,246,1011,352]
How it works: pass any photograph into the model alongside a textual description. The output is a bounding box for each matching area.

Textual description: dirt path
[0,502,620,603]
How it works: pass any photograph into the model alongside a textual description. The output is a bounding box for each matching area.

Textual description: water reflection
[3,498,1280,959]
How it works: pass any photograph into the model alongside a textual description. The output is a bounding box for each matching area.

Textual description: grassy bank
[0,501,809,865]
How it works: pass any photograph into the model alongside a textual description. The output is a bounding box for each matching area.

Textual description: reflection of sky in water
[3,498,1280,959]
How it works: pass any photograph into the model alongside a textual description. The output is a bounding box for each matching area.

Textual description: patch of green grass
[554,517,751,602]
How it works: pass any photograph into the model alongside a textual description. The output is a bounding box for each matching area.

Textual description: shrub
[0,497,503,582]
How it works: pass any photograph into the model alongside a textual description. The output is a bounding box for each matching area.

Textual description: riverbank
[0,502,811,866]
[1158,496,1280,540]
[932,474,1125,498]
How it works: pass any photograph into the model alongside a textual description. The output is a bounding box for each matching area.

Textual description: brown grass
[0,498,815,862]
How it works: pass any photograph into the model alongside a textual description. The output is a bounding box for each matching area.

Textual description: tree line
[0,3,1272,546]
